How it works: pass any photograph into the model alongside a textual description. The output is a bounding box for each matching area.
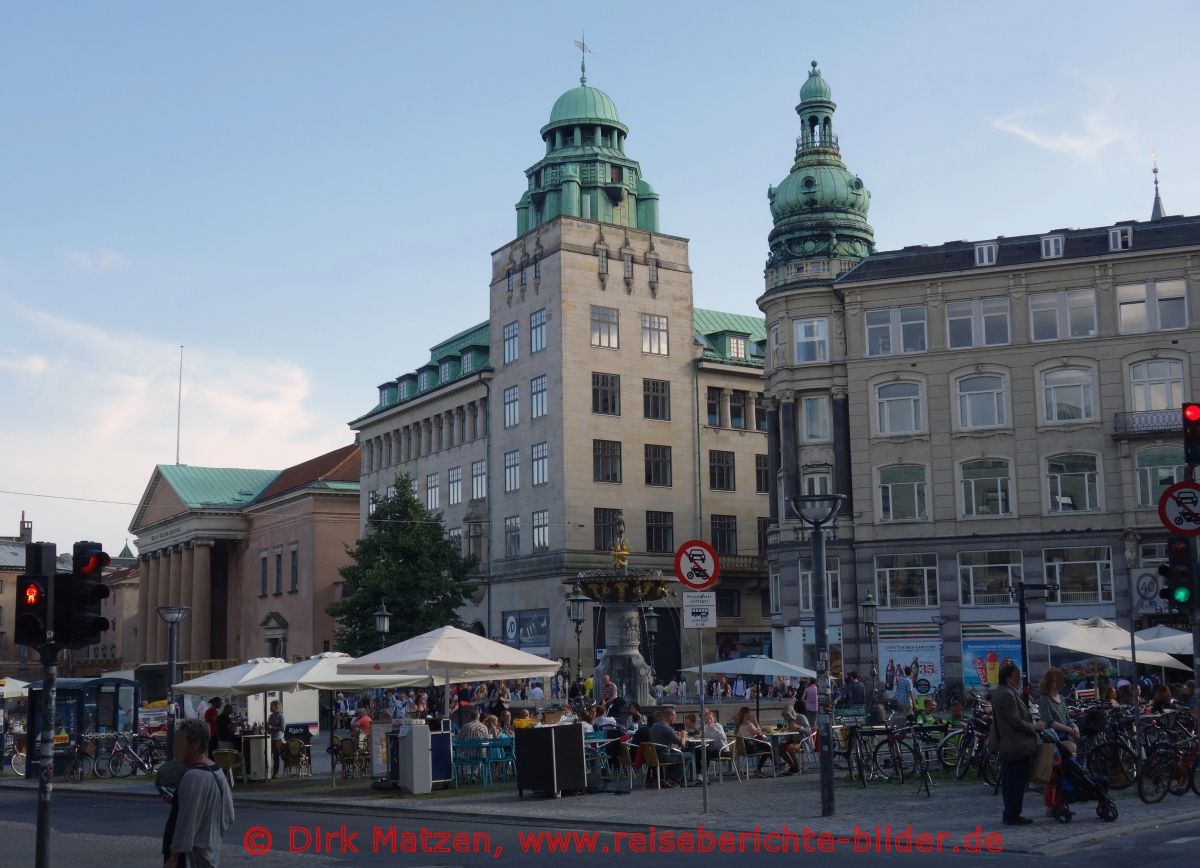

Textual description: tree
[327,474,477,656]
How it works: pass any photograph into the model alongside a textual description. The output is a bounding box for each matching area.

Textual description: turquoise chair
[453,739,492,787]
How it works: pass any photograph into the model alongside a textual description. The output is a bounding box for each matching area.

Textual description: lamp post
[643,605,659,680]
[789,493,845,819]
[566,583,589,682]
[860,592,878,711]
[931,614,949,699]
[374,600,392,649]
[156,605,191,760]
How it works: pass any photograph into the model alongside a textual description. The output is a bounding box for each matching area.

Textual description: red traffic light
[79,553,110,574]
[23,584,41,605]
[1185,403,1200,423]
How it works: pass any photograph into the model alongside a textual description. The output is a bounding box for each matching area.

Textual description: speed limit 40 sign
[674,539,720,591]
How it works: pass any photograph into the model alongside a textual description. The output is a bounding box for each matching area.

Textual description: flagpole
[176,345,184,465]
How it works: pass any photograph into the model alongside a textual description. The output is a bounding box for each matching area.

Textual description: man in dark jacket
[990,663,1045,825]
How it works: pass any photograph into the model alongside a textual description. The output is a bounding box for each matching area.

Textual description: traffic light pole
[35,644,57,868]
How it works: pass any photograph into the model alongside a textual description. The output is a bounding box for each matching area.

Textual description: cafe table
[583,733,620,787]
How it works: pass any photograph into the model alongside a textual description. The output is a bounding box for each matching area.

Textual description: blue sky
[3,1,1198,551]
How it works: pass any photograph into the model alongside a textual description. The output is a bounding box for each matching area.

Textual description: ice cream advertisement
[961,639,1023,691]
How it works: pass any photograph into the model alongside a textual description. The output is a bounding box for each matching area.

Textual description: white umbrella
[1,678,29,699]
[681,656,816,679]
[173,657,291,694]
[993,619,1189,670]
[1136,625,1191,642]
[1119,634,1193,655]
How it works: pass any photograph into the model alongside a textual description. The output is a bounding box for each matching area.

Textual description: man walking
[894,667,915,719]
[990,663,1045,826]
[164,718,235,867]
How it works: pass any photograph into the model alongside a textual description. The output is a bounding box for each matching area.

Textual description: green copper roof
[799,61,832,103]
[545,84,624,132]
[693,308,766,342]
[118,541,134,558]
[156,465,280,510]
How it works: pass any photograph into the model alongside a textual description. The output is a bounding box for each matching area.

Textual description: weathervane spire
[1151,149,1165,222]
[575,31,592,85]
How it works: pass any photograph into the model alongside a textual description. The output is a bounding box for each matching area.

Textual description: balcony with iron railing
[1112,409,1183,438]
[795,134,839,155]
[765,521,843,547]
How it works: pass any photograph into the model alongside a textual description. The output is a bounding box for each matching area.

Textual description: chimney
[19,511,32,544]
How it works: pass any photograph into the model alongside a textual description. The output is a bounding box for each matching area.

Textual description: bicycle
[872,722,920,783]
[63,738,96,783]
[108,734,164,778]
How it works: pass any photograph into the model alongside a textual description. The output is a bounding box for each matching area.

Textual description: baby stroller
[1044,730,1118,823]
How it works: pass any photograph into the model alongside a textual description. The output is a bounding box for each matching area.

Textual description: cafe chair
[453,739,492,787]
[212,749,245,788]
[487,738,516,783]
[642,743,685,790]
[282,738,311,777]
[612,742,638,792]
[700,742,736,783]
[732,735,778,780]
[338,737,367,779]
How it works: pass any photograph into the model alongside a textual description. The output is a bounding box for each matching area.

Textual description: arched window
[961,459,1012,517]
[1046,453,1099,512]
[1130,359,1184,412]
[957,374,1007,428]
[878,464,927,521]
[1136,446,1186,507]
[1042,367,1095,422]
[876,382,923,435]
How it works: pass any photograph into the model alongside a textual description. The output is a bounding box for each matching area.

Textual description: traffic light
[15,542,56,647]
[1158,536,1194,608]
[1184,403,1200,466]
[61,541,111,649]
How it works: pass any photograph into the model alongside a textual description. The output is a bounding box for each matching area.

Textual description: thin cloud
[992,79,1136,161]
[57,248,128,272]
[0,354,48,374]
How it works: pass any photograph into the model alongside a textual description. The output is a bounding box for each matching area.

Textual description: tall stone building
[352,71,772,677]
[759,62,1200,697]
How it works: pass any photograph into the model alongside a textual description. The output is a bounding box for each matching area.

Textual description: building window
[598,248,608,275]
[644,444,673,487]
[865,306,927,356]
[426,472,439,509]
[531,442,548,486]
[1130,359,1184,411]
[503,321,519,365]
[533,254,541,279]
[961,458,1012,517]
[1108,227,1133,251]
[504,450,520,493]
[1047,547,1113,603]
[1041,235,1064,259]
[947,297,1010,348]
[802,395,831,441]
[593,439,622,483]
[959,550,1022,606]
[646,510,674,553]
[471,459,487,500]
[520,264,527,286]
[755,454,769,493]
[641,313,669,355]
[503,385,519,428]
[711,515,738,556]
[648,258,658,283]
[768,571,782,616]
[448,527,462,553]
[1046,453,1099,512]
[504,516,521,558]
[291,548,302,592]
[591,372,621,415]
[531,375,547,419]
[1042,367,1095,422]
[260,552,268,597]
[876,381,923,435]
[1117,280,1187,334]
[729,390,747,429]
[439,360,453,382]
[1030,288,1097,341]
[418,370,433,391]
[879,464,927,522]
[462,353,474,374]
[594,507,619,550]
[792,318,829,363]
[803,468,832,496]
[974,242,997,266]
[591,305,619,348]
[530,308,547,353]
[875,553,938,608]
[706,387,721,427]
[755,394,769,431]
[468,523,485,561]
[709,450,735,491]
[643,378,671,420]
[1136,446,1186,507]
[957,374,1007,428]
[729,336,747,359]
[623,252,634,279]
[757,517,770,556]
[448,466,462,505]
[274,552,283,595]
[715,590,741,618]
[532,510,549,553]
[799,557,840,611]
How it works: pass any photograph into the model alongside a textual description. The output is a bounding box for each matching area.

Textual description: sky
[2,1,1198,553]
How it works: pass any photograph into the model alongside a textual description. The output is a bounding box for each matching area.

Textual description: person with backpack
[162,718,235,867]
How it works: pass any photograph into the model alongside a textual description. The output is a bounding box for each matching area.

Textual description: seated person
[733,706,773,778]
[914,698,941,726]
[511,708,536,729]
[455,709,491,742]
[690,709,730,782]
[215,704,241,748]
[648,706,693,786]
[947,702,965,725]
[626,702,647,729]
[682,712,701,737]
[776,705,809,774]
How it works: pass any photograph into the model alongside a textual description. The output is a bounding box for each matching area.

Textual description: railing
[794,134,840,153]
[765,521,843,546]
[1112,409,1182,437]
[720,554,767,572]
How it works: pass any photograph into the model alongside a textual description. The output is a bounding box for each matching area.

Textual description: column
[136,554,151,662]
[179,544,195,662]
[831,389,853,516]
[719,389,732,429]
[479,397,488,436]
[780,397,799,512]
[165,547,182,660]
[151,551,167,660]
[767,405,781,522]
[466,403,476,441]
[190,541,213,662]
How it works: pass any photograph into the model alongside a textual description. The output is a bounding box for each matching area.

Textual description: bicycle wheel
[1088,742,1136,790]
[1168,756,1190,797]
[982,751,1001,787]
[1138,753,1170,804]
[78,754,95,780]
[938,730,965,770]
[10,753,26,777]
[954,733,976,780]
[873,738,917,781]
[93,750,113,779]
[855,737,872,786]
[67,759,82,784]
[108,750,134,778]
[1190,754,1200,797]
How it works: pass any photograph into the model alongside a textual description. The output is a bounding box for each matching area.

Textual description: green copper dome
[799,61,832,103]
[769,164,868,222]
[542,84,627,135]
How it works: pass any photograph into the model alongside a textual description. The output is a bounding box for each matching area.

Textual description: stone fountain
[566,510,676,706]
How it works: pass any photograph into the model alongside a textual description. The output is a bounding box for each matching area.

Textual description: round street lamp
[789,493,845,528]
[565,583,590,682]
[859,592,878,709]
[374,600,392,646]
[156,605,191,759]
[643,605,659,679]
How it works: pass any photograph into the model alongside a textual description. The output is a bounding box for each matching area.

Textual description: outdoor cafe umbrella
[993,618,1189,671]
[173,657,292,737]
[1,678,29,699]
[682,655,818,721]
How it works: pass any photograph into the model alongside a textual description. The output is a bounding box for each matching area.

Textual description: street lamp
[374,600,392,649]
[860,592,878,710]
[931,615,949,699]
[565,583,590,682]
[643,605,660,680]
[156,604,191,760]
[789,492,845,819]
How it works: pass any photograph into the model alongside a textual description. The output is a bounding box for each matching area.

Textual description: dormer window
[1109,226,1133,251]
[418,370,432,391]
[974,243,998,267]
[439,361,453,382]
[400,381,412,400]
[729,336,747,359]
[611,165,623,183]
[1041,235,1064,259]
[462,352,474,374]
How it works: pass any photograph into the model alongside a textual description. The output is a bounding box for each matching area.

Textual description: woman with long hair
[733,706,773,778]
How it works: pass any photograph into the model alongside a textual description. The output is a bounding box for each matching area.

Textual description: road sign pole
[35,644,57,868]
[698,629,708,813]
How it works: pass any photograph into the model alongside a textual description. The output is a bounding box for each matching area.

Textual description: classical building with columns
[352,71,773,679]
[128,445,360,671]
[758,61,1200,697]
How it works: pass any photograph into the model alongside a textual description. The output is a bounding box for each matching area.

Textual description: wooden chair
[642,743,685,789]
[338,737,366,779]
[282,738,311,777]
[212,749,244,788]
[328,735,342,776]
[612,742,637,792]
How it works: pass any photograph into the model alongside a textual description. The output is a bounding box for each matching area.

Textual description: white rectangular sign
[681,591,716,629]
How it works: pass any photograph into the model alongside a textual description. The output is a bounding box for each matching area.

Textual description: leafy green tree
[327,474,477,655]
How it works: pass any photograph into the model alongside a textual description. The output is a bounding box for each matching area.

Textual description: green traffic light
[1172,585,1192,605]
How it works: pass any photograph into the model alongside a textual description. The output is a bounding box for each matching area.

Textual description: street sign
[1157,481,1200,535]
[674,539,720,590]
[681,591,716,628]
